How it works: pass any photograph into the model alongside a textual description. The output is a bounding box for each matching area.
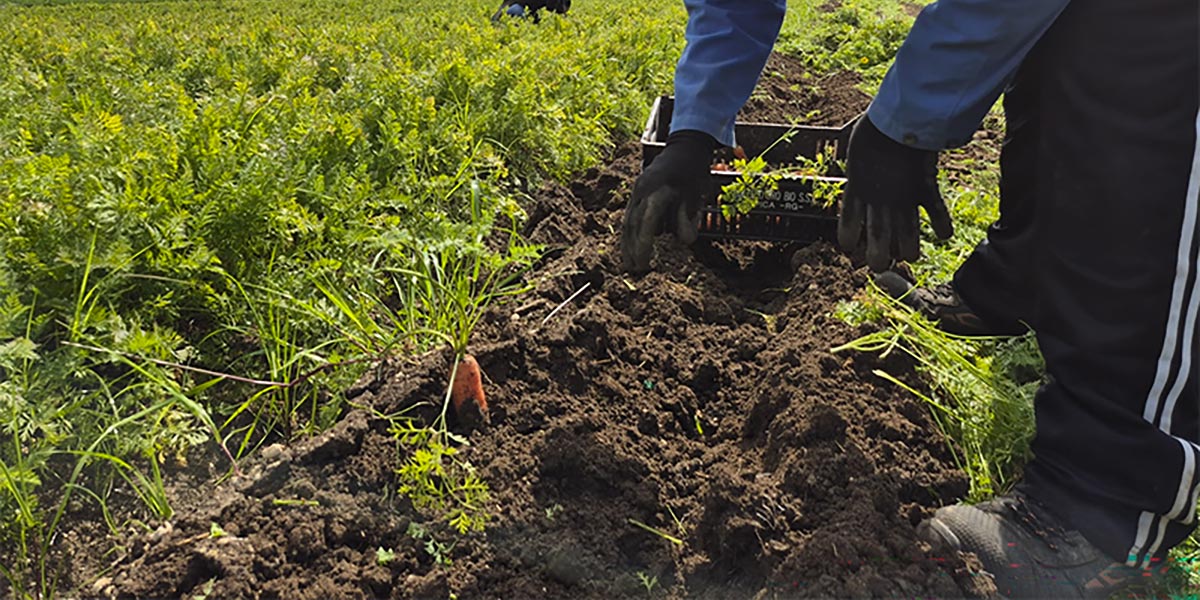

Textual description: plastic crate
[640,96,860,243]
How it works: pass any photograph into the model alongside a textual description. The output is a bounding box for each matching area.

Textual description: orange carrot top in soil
[451,355,487,416]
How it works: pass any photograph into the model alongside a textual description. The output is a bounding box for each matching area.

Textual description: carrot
[450,355,487,417]
[733,145,747,160]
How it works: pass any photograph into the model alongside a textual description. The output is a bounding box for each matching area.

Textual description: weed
[407,522,455,567]
[0,256,226,597]
[636,571,659,595]
[375,547,397,566]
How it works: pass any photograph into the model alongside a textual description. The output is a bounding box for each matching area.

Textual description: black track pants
[950,36,1042,333]
[950,0,1200,566]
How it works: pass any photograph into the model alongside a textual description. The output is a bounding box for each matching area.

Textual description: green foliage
[779,0,917,88]
[0,0,680,411]
[719,139,845,218]
[792,145,846,208]
[637,571,659,595]
[4,0,188,4]
[393,419,490,535]
[719,155,781,220]
[0,0,685,594]
[906,174,1001,286]
[833,287,1040,502]
[387,183,541,356]
[406,521,456,567]
[0,245,222,597]
[815,4,912,78]
[375,547,396,566]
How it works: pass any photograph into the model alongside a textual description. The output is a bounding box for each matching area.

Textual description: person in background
[620,0,1200,597]
[490,0,570,23]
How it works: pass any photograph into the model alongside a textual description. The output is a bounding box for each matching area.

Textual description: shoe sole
[918,518,1012,600]
[918,517,962,552]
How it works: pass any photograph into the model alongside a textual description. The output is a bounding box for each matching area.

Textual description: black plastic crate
[640,96,860,243]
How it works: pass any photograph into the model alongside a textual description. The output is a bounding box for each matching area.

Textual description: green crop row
[0,0,684,593]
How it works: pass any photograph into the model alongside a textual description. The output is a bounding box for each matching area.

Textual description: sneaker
[872,271,1027,336]
[918,492,1163,599]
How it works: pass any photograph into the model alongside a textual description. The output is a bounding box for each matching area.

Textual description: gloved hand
[620,129,718,273]
[543,0,570,14]
[837,115,953,272]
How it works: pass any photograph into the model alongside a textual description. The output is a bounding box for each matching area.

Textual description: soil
[42,56,1003,599]
[901,3,925,18]
[740,54,871,128]
[940,113,1004,185]
[818,0,842,13]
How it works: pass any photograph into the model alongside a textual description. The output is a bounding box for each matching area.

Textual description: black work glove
[620,130,717,273]
[837,115,953,272]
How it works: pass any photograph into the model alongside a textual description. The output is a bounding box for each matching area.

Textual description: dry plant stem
[627,518,683,546]
[540,281,591,327]
[436,353,462,439]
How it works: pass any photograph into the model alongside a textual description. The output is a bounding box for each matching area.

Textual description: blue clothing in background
[670,0,787,147]
[670,0,1071,150]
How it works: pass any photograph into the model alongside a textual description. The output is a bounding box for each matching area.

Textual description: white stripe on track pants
[948,0,1200,568]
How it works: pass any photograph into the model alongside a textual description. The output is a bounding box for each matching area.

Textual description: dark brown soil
[901,2,925,18]
[52,56,1000,600]
[740,54,871,128]
[940,113,1004,186]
